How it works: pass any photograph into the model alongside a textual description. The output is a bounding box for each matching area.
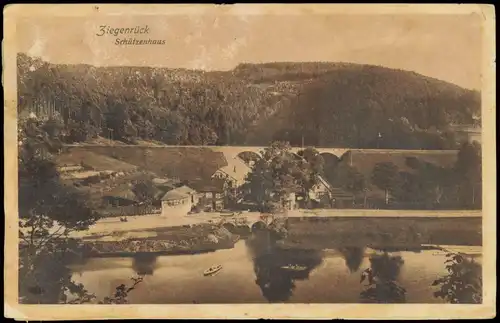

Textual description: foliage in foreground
[432,253,482,304]
[18,117,143,304]
[67,276,144,304]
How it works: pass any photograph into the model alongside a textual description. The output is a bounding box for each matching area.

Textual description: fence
[99,205,161,217]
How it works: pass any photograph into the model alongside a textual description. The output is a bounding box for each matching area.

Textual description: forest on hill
[17,53,480,149]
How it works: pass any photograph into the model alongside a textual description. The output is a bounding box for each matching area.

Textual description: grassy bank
[282,216,482,249]
[80,224,239,256]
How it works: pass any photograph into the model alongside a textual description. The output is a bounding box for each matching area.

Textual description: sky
[16,12,483,90]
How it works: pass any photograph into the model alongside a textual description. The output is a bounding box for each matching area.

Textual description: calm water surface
[69,236,481,304]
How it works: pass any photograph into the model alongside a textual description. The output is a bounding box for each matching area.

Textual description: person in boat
[281,264,307,270]
[204,264,223,276]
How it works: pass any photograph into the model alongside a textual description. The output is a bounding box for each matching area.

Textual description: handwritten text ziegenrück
[96,25,166,45]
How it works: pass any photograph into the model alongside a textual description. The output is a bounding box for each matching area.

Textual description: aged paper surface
[3,4,496,320]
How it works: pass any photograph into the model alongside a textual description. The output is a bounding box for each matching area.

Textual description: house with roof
[152,177,181,194]
[211,157,252,207]
[284,192,298,211]
[448,124,481,144]
[102,186,139,207]
[311,175,355,208]
[160,185,198,217]
[288,174,353,209]
[327,187,356,208]
[212,157,251,189]
[186,178,227,212]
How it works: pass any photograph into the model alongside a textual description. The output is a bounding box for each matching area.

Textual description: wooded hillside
[18,54,480,149]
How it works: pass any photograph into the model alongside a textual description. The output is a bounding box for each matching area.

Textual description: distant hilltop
[17,53,480,149]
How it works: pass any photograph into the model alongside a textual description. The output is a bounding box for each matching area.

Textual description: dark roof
[329,187,354,199]
[186,178,226,193]
[103,186,138,201]
[161,186,192,201]
[152,177,181,191]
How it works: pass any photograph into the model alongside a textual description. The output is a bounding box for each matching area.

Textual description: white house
[285,192,297,211]
[212,157,251,188]
[449,124,482,144]
[309,176,334,202]
[309,175,355,208]
[160,185,198,217]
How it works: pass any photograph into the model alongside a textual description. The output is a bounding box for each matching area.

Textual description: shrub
[432,253,482,304]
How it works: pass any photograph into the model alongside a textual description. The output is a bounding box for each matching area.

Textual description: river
[68,233,482,304]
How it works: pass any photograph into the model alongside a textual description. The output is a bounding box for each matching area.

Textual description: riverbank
[280,216,482,250]
[78,224,240,257]
[291,209,482,217]
[67,209,481,240]
[66,212,482,256]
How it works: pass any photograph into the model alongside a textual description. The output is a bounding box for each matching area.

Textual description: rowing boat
[204,264,223,276]
[280,264,307,271]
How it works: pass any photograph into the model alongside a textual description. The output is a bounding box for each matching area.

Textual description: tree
[244,142,302,212]
[432,253,482,304]
[330,163,366,202]
[396,155,455,208]
[371,162,400,205]
[65,119,99,143]
[105,103,133,141]
[19,120,99,303]
[417,164,451,208]
[42,115,65,141]
[132,179,156,205]
[295,147,324,207]
[18,53,480,149]
[244,142,325,212]
[18,119,142,304]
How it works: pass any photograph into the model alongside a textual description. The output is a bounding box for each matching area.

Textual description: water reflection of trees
[359,252,407,303]
[132,253,158,276]
[246,231,324,303]
[338,246,365,273]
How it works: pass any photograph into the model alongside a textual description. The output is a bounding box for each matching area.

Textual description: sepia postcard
[3,3,496,320]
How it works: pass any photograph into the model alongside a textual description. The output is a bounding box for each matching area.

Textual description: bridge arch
[251,221,267,232]
[320,152,340,168]
[320,152,339,161]
[338,150,353,164]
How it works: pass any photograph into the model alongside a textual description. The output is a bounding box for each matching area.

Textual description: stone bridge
[210,146,350,161]
[65,143,456,165]
[216,213,287,232]
[63,144,459,177]
[65,143,350,159]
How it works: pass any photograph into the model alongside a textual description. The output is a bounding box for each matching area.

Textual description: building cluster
[60,146,355,217]
[156,151,355,216]
[55,144,447,218]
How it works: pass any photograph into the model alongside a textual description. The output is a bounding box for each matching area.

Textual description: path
[291,209,482,218]
[69,209,481,239]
